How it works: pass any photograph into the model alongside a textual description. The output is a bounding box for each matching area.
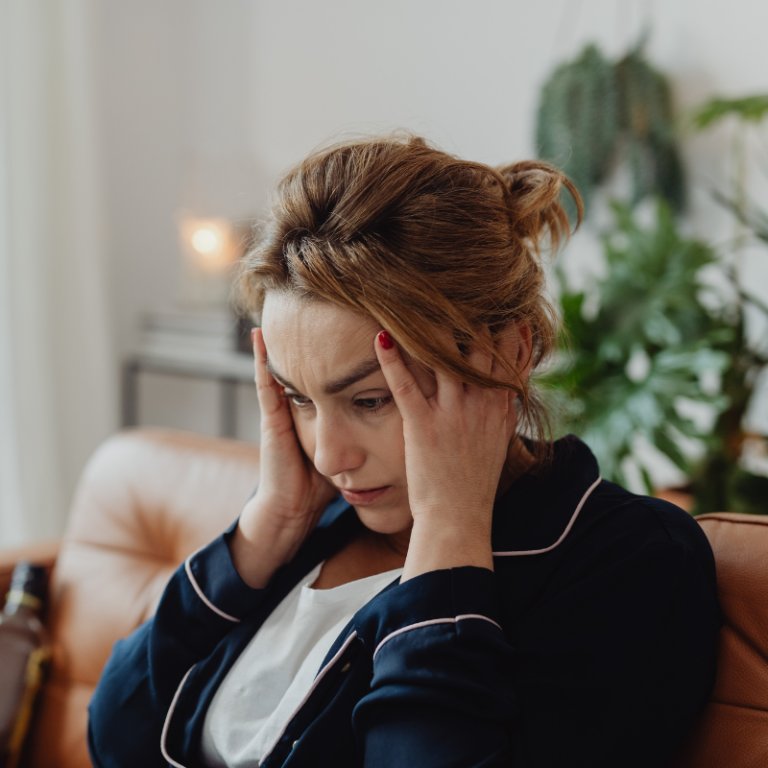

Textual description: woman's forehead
[262,292,377,341]
[261,292,383,391]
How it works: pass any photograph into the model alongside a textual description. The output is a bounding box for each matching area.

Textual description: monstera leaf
[543,199,731,491]
[692,94,768,128]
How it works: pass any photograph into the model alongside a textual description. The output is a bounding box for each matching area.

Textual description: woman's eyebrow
[266,356,382,396]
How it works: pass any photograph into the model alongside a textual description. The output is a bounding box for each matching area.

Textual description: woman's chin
[353,502,413,536]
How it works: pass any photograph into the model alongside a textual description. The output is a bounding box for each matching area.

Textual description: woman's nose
[312,412,365,478]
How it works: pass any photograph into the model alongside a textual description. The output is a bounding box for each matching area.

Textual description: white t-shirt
[201,561,403,767]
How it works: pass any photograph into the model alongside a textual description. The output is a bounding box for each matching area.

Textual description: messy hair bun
[236,133,582,464]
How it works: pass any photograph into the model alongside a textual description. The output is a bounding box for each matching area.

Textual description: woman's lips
[340,486,390,505]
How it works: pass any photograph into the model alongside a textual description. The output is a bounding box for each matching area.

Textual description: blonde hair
[235,133,581,464]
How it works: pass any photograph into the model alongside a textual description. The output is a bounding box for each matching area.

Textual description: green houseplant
[543,200,731,499]
[546,194,768,514]
[535,44,768,514]
[536,40,683,218]
[686,95,768,514]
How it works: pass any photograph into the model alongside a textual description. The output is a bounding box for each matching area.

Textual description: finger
[431,327,464,404]
[375,330,430,421]
[488,326,522,440]
[505,392,519,440]
[465,326,495,392]
[252,327,287,417]
[490,323,524,390]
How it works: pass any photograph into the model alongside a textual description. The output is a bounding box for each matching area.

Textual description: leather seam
[708,700,768,714]
[697,516,768,527]
[57,540,178,565]
[721,622,768,668]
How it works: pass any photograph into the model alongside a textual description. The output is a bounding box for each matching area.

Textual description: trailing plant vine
[536,41,684,216]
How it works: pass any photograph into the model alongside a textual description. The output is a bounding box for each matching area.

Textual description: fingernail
[251,327,257,345]
[378,330,394,350]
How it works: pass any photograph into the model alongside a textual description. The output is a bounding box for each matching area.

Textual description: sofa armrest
[0,539,61,608]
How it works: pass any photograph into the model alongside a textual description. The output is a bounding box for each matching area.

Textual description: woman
[88,135,722,768]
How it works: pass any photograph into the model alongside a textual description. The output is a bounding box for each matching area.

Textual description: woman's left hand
[374,327,520,579]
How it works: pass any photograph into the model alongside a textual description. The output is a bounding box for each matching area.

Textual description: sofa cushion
[27,428,260,768]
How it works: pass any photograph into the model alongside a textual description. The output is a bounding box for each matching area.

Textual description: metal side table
[122,350,256,438]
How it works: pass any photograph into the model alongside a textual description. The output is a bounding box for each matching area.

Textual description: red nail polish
[378,330,394,350]
[251,327,256,344]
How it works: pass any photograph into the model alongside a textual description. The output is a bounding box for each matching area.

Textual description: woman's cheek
[291,408,316,459]
[379,408,407,467]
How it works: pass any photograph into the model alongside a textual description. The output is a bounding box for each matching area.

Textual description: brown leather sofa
[1,428,766,767]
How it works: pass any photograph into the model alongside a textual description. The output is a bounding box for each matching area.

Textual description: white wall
[94,0,768,452]
[0,0,116,547]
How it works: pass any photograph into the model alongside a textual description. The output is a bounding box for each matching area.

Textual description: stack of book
[137,308,254,379]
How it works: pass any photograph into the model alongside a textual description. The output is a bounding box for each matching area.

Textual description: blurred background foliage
[536,42,768,515]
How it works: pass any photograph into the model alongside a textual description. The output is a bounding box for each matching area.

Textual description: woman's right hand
[229,327,339,588]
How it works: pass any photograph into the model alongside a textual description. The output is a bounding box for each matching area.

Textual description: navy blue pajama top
[87,434,722,767]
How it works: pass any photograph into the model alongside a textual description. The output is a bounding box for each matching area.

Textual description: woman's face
[260,291,437,536]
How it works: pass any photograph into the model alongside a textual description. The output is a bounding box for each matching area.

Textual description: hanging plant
[536,44,619,219]
[616,47,685,210]
[536,41,684,216]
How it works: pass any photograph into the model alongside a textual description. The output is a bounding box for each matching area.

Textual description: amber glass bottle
[0,562,50,768]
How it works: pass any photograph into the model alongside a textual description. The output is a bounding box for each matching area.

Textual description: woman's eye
[283,394,312,408]
[355,396,393,413]
[280,394,393,413]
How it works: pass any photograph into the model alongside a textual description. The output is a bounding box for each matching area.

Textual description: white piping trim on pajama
[160,664,196,768]
[373,614,503,660]
[492,476,602,557]
[185,550,241,623]
[259,631,359,765]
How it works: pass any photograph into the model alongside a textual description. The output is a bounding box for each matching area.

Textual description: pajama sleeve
[352,539,720,768]
[87,521,266,768]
